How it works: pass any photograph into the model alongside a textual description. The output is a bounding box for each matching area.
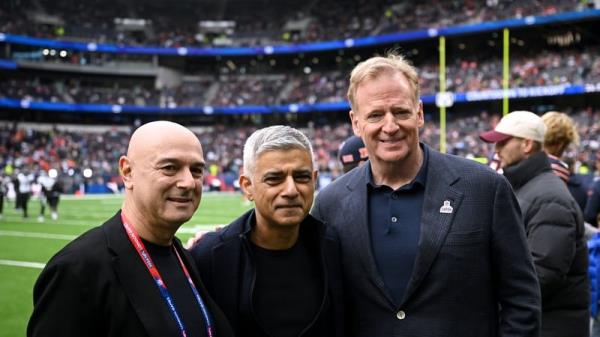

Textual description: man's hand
[185,227,221,249]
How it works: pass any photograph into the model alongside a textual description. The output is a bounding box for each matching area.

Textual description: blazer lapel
[401,150,463,305]
[345,164,397,307]
[210,237,242,327]
[105,213,181,337]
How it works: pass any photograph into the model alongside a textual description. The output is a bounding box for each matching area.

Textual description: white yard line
[61,194,123,200]
[0,230,77,240]
[0,259,45,269]
[0,228,219,238]
[177,225,225,234]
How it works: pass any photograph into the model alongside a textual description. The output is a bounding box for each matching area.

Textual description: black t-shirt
[248,234,323,337]
[143,239,208,337]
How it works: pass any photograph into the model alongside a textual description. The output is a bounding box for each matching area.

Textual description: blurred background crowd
[1,106,598,198]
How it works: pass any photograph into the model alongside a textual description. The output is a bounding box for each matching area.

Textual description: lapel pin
[439,200,453,214]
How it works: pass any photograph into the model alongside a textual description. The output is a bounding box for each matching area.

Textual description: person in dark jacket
[587,179,600,228]
[481,110,590,337]
[28,121,234,337]
[312,53,540,337]
[190,125,345,337]
[565,158,593,213]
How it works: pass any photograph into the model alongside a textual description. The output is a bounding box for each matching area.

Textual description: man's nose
[177,168,196,189]
[381,113,400,133]
[281,176,299,197]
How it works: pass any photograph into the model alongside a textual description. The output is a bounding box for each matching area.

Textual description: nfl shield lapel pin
[440,200,453,214]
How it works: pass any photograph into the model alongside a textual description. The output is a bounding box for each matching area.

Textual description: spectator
[481,110,589,337]
[586,153,600,227]
[338,135,368,173]
[541,111,587,206]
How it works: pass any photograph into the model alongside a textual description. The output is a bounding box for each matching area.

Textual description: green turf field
[0,192,252,337]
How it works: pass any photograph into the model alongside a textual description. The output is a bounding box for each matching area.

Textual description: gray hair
[243,125,314,178]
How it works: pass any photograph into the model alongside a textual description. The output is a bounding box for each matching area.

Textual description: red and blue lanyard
[121,213,215,337]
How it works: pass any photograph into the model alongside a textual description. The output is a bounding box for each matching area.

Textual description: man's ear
[119,156,133,190]
[312,170,318,188]
[522,139,536,155]
[349,110,361,137]
[416,100,424,128]
[239,175,254,201]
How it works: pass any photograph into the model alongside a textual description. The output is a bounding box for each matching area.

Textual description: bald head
[127,121,201,160]
[120,121,205,245]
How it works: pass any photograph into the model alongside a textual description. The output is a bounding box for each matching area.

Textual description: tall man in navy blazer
[311,53,541,337]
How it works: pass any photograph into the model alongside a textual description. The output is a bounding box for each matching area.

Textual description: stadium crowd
[419,47,600,94]
[2,48,599,107]
[0,0,592,47]
[1,108,598,196]
[2,2,599,336]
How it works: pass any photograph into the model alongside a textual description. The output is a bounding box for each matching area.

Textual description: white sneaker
[51,212,58,220]
[37,215,45,222]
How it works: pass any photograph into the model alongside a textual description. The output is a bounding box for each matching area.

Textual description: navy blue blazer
[312,145,541,337]
[28,211,234,337]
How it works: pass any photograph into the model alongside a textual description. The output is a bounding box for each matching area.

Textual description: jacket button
[396,310,406,320]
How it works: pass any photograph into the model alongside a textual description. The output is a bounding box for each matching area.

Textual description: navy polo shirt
[366,144,428,304]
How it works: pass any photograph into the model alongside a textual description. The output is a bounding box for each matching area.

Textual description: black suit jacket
[27,211,234,337]
[190,209,345,337]
[312,145,541,337]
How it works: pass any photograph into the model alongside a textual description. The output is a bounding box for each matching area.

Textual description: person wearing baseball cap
[480,110,547,169]
[480,110,589,337]
[338,135,368,173]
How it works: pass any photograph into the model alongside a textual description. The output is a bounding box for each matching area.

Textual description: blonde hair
[347,52,420,111]
[541,111,580,154]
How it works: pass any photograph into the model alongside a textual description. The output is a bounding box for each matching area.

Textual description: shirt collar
[366,143,428,190]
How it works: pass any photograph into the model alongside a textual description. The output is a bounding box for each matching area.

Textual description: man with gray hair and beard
[190,125,345,337]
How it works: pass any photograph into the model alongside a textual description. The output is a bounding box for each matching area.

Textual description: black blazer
[28,211,234,337]
[190,209,345,337]
[312,145,541,337]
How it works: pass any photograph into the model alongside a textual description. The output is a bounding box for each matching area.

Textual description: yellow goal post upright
[437,28,511,153]
[438,36,447,153]
[503,28,510,116]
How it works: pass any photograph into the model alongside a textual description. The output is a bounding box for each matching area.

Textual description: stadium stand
[0,0,589,47]
[0,0,599,194]
[2,47,600,106]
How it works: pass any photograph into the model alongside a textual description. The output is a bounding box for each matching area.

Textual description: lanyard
[121,213,215,337]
